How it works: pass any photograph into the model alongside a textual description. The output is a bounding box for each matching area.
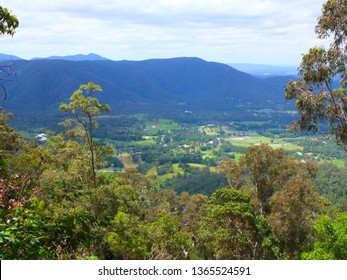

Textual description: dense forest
[1,81,346,260]
[1,0,347,260]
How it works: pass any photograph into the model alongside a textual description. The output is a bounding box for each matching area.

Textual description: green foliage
[180,193,208,236]
[13,146,53,180]
[0,5,18,103]
[302,213,347,259]
[107,211,150,260]
[104,155,124,169]
[285,0,347,151]
[163,168,226,196]
[217,158,243,189]
[0,109,23,153]
[59,82,111,188]
[157,164,174,176]
[59,82,111,128]
[316,0,347,56]
[268,178,327,259]
[240,144,317,216]
[254,215,281,259]
[102,183,194,260]
[0,6,19,36]
[314,162,347,210]
[241,144,287,215]
[214,144,327,259]
[0,194,96,259]
[199,188,279,260]
[0,198,49,259]
[199,188,257,259]
[149,211,191,260]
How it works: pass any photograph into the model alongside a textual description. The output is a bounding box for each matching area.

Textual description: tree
[149,211,191,260]
[285,0,347,151]
[107,211,151,260]
[0,4,19,103]
[216,158,243,189]
[0,185,97,259]
[0,110,23,154]
[199,188,279,260]
[302,213,347,260]
[239,144,317,216]
[213,144,329,259]
[314,162,347,210]
[0,109,25,178]
[59,82,111,189]
[0,5,18,36]
[180,193,208,236]
[268,178,327,259]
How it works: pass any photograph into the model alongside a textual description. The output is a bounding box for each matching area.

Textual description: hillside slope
[2,57,288,117]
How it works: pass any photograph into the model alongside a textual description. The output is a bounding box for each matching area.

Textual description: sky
[0,0,329,65]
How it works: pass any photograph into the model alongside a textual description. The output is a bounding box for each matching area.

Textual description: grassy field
[147,163,211,180]
[200,126,220,136]
[145,118,180,133]
[227,135,303,151]
[329,159,345,167]
[147,163,184,180]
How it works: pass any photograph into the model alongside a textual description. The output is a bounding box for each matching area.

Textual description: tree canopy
[0,5,18,37]
[285,0,347,151]
[59,82,111,188]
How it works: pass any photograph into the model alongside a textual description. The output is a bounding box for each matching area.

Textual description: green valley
[1,0,347,262]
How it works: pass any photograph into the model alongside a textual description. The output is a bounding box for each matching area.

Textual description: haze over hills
[31,53,110,61]
[0,53,109,62]
[1,56,292,111]
[229,63,298,77]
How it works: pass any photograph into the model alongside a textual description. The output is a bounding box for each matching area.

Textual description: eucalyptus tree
[59,82,111,189]
[286,0,347,151]
[199,188,280,260]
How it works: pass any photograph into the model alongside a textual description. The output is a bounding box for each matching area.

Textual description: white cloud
[0,0,328,65]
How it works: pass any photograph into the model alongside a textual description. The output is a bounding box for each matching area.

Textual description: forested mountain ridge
[2,57,290,117]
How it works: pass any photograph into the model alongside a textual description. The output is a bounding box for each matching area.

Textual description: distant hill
[2,57,292,127]
[0,53,23,62]
[31,53,109,61]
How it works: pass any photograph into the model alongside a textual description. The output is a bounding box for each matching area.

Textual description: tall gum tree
[285,0,347,151]
[59,82,111,189]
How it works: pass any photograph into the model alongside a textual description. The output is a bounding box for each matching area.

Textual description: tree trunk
[88,121,97,189]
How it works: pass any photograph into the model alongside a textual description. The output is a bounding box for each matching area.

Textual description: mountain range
[0,55,295,128]
[0,53,109,62]
[31,53,110,61]
[0,53,297,76]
